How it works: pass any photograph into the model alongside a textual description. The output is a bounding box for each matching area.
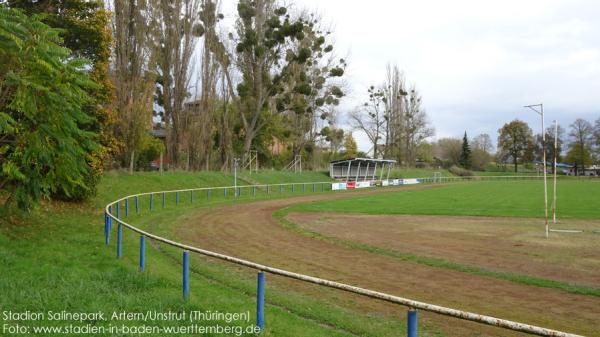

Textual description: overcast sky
[222,0,600,151]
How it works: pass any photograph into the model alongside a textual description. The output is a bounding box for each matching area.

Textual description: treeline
[0,0,352,209]
[110,0,347,172]
[349,64,435,166]
[431,117,600,174]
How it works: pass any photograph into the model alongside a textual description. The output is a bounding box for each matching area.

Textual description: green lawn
[0,170,438,337]
[237,170,331,185]
[388,168,453,179]
[471,171,540,176]
[288,180,600,219]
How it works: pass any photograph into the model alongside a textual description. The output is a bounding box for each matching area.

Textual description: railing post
[162,192,166,208]
[116,202,120,218]
[321,182,324,192]
[149,193,153,211]
[312,183,315,192]
[176,191,179,205]
[125,198,128,217]
[302,183,305,193]
[257,271,265,331]
[224,188,227,197]
[267,185,270,194]
[104,212,110,245]
[190,190,193,203]
[117,223,122,258]
[292,184,295,193]
[135,196,139,214]
[140,235,145,272]
[279,185,282,193]
[108,206,112,233]
[253,186,256,196]
[207,189,211,200]
[183,251,190,299]
[407,309,418,337]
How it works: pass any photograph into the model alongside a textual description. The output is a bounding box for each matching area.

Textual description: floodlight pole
[525,103,548,238]
[552,120,558,224]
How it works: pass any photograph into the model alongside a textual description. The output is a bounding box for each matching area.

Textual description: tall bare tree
[350,86,386,158]
[402,86,434,165]
[153,0,201,168]
[276,11,346,164]
[112,0,156,167]
[593,117,600,160]
[382,64,408,159]
[567,118,593,174]
[186,0,222,170]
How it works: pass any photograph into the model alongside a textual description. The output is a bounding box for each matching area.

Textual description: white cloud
[293,0,600,148]
[220,0,600,150]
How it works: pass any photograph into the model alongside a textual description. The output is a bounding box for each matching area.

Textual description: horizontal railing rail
[103,177,586,337]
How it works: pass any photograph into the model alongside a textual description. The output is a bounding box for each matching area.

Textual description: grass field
[287,179,600,219]
[3,171,417,337]
[268,179,600,335]
[3,172,599,336]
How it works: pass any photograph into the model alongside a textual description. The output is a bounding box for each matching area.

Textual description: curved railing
[103,178,585,337]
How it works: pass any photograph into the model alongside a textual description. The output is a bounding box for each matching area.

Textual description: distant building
[566,164,600,176]
[329,157,396,181]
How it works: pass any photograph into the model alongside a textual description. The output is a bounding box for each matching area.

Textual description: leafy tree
[435,137,461,167]
[416,142,434,164]
[320,126,344,155]
[594,117,600,160]
[9,0,116,194]
[0,8,99,209]
[225,0,344,158]
[135,134,165,170]
[471,148,491,171]
[498,120,533,172]
[567,118,593,174]
[533,124,565,173]
[459,131,472,169]
[343,132,358,158]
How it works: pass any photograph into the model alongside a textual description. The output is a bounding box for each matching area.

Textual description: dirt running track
[174,187,600,337]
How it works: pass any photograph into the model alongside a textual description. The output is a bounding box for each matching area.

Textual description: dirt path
[287,212,600,287]
[174,187,600,336]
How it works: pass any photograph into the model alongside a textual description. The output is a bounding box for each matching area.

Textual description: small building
[566,164,600,176]
[329,158,396,181]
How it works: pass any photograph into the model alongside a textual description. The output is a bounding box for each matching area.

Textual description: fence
[104,178,585,337]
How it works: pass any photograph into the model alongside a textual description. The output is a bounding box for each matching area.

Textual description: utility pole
[525,103,548,238]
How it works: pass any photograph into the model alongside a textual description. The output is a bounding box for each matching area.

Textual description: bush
[449,165,473,177]
[136,134,165,171]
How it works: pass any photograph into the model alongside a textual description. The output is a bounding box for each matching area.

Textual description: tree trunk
[243,131,254,159]
[129,150,135,173]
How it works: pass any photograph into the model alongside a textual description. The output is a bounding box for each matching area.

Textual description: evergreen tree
[459,131,472,169]
[0,8,98,210]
